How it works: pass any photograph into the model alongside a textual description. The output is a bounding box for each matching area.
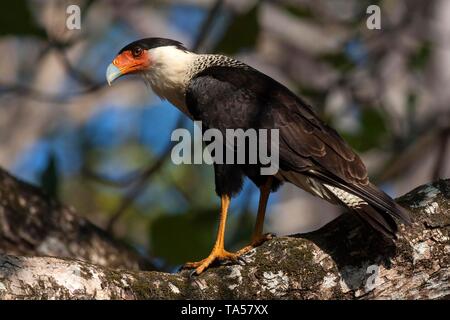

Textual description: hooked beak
[106,63,122,86]
[106,50,150,86]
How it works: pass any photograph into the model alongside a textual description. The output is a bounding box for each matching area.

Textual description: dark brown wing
[272,90,369,185]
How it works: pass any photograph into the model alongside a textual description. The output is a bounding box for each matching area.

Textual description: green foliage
[226,210,256,251]
[296,85,328,115]
[39,153,59,199]
[282,3,314,19]
[149,206,255,266]
[149,209,218,265]
[320,52,356,72]
[406,92,418,129]
[214,4,260,54]
[408,41,432,71]
[0,1,46,38]
[340,107,388,152]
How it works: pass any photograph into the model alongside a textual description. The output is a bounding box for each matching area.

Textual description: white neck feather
[142,46,197,115]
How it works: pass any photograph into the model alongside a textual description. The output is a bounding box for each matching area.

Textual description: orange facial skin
[112,50,150,75]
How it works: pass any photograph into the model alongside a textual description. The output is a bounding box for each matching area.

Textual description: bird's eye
[132,47,143,57]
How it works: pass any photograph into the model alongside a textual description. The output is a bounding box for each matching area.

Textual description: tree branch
[0,168,154,271]
[0,166,449,299]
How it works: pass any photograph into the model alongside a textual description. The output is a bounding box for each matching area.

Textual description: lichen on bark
[0,167,449,300]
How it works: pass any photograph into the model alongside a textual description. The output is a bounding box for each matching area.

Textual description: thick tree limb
[0,169,154,271]
[0,167,449,299]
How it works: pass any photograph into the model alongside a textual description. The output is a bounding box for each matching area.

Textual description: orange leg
[183,195,239,275]
[237,177,274,256]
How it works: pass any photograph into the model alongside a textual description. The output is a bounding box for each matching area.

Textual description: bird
[106,37,412,275]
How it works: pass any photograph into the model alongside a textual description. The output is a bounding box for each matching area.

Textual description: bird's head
[106,37,190,86]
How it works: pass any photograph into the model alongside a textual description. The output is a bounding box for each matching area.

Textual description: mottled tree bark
[0,167,449,299]
[0,169,154,271]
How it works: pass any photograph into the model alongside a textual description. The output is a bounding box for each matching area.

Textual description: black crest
[118,37,188,54]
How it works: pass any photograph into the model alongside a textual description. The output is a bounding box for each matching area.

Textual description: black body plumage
[186,65,411,238]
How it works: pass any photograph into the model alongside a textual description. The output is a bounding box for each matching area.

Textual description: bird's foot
[236,233,275,256]
[183,248,240,275]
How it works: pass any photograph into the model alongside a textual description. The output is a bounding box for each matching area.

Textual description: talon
[266,232,276,239]
[189,269,198,278]
[236,233,274,256]
[182,258,207,270]
[237,256,247,265]
[236,245,253,256]
[184,249,240,275]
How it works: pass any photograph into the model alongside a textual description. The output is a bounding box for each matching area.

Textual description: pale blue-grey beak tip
[106,63,122,86]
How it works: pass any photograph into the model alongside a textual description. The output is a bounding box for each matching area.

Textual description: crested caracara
[106,37,411,275]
